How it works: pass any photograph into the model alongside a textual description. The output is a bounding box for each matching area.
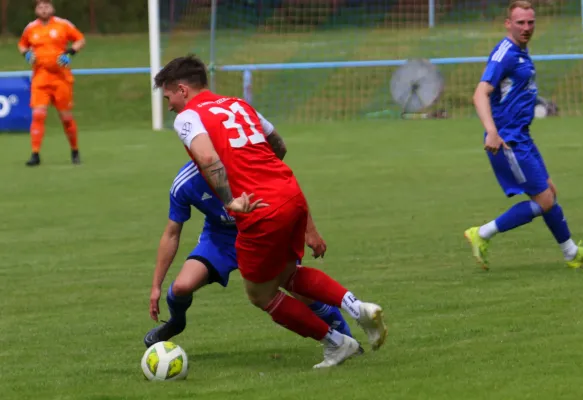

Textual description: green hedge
[1,0,575,36]
[3,0,148,35]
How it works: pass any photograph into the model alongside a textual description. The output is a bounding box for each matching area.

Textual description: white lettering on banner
[0,95,19,118]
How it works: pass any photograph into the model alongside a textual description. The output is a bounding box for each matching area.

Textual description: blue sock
[495,200,542,233]
[542,203,571,244]
[309,301,352,337]
[166,281,193,324]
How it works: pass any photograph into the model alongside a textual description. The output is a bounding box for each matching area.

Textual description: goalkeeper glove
[23,50,35,65]
[57,48,77,67]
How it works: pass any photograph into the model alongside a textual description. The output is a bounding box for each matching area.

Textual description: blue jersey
[481,38,537,143]
[168,161,237,240]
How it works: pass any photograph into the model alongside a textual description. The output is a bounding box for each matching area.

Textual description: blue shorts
[187,231,237,287]
[487,139,549,197]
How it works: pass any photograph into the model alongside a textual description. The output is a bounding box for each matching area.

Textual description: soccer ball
[141,341,188,381]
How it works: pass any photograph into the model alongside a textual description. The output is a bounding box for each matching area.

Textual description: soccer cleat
[71,150,81,165]
[143,319,185,348]
[25,152,40,167]
[356,303,388,351]
[464,227,490,270]
[566,243,583,269]
[334,320,364,354]
[313,335,360,369]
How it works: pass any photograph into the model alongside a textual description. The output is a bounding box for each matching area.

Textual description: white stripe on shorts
[503,147,527,184]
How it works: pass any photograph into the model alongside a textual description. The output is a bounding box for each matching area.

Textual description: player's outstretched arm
[150,219,183,321]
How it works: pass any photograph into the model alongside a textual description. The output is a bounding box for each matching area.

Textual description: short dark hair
[154,55,208,90]
[36,0,52,5]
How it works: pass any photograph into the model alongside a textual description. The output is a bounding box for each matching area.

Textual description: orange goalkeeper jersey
[18,17,84,85]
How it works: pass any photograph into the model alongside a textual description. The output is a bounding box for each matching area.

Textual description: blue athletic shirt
[480,37,538,143]
[168,161,237,240]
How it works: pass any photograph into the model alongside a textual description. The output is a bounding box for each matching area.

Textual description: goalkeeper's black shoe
[25,152,40,167]
[71,149,81,165]
[144,319,186,348]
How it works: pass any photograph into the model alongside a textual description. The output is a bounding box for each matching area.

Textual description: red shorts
[235,194,308,283]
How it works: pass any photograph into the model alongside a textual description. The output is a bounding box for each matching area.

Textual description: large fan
[390,59,444,118]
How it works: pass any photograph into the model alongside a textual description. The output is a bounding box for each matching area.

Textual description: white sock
[321,328,344,347]
[560,238,578,260]
[341,292,362,319]
[478,221,498,240]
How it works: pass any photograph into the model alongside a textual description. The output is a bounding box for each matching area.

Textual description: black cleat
[71,150,81,165]
[143,319,186,348]
[25,152,40,167]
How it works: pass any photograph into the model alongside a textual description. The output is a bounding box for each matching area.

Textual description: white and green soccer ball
[141,341,188,381]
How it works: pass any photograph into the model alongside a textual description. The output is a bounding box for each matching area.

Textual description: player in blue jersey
[144,158,358,349]
[464,0,583,270]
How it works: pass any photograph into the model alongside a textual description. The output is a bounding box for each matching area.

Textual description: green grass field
[1,23,583,399]
[1,116,583,399]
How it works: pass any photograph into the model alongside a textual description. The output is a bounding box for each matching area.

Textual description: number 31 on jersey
[210,102,266,148]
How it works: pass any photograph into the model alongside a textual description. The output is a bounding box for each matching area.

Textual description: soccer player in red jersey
[154,55,388,368]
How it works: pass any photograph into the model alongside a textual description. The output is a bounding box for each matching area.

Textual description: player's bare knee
[172,272,204,295]
[280,261,299,290]
[173,259,210,294]
[246,293,269,309]
[547,179,558,198]
[248,288,280,309]
[532,188,555,212]
[245,286,279,309]
[171,278,195,296]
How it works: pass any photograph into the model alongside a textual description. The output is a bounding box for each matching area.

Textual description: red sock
[285,266,348,307]
[61,117,78,150]
[265,291,329,340]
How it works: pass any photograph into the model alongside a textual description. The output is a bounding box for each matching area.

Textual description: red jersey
[173,91,302,231]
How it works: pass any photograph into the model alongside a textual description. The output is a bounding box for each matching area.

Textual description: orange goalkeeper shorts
[30,81,74,111]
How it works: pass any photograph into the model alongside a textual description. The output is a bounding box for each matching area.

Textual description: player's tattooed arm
[266,130,287,160]
[188,134,234,206]
[200,158,234,205]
